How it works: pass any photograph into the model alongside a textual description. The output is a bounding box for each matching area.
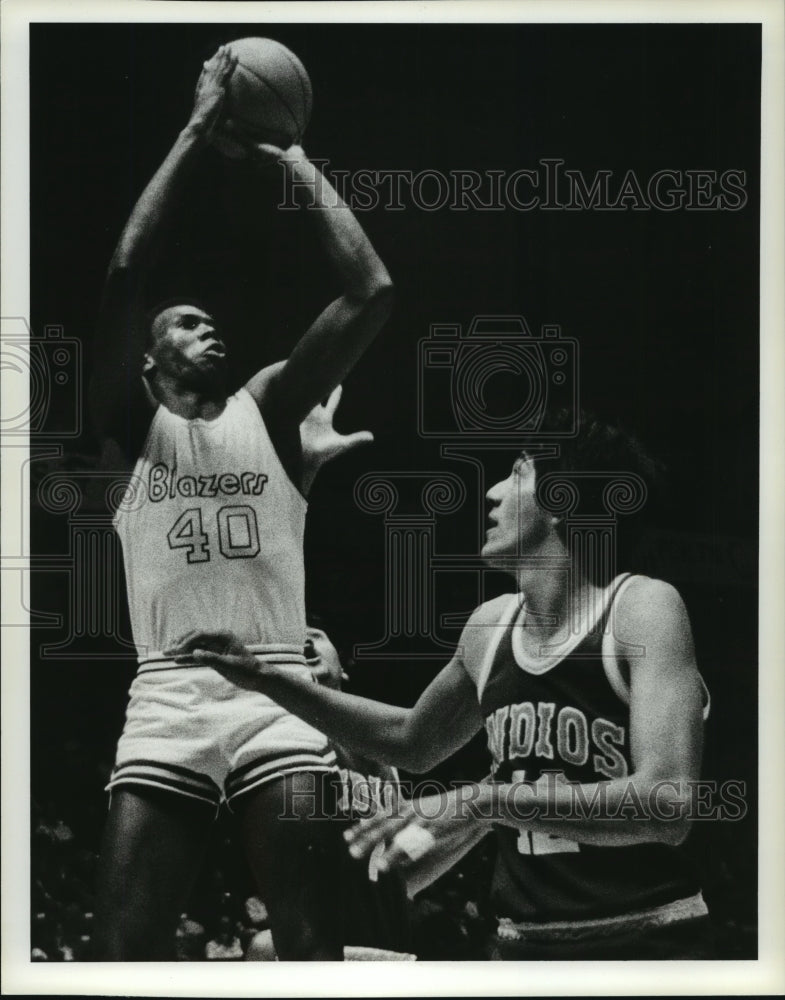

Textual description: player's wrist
[179,121,212,147]
[280,148,314,178]
[254,661,287,690]
[281,144,307,163]
[452,782,496,828]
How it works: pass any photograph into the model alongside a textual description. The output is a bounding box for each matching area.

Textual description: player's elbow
[363,272,395,317]
[354,259,394,304]
[652,815,692,847]
[391,722,438,774]
[108,237,145,275]
[374,267,395,299]
[399,738,446,774]
[642,772,694,846]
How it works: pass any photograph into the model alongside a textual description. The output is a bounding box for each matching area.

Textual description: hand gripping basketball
[189,46,238,141]
[210,37,313,159]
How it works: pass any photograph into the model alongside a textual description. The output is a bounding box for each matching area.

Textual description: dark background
[29,22,759,957]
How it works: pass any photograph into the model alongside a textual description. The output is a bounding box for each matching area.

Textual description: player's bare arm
[348,577,705,872]
[481,576,704,846]
[241,142,394,431]
[242,365,373,496]
[166,613,487,772]
[89,46,237,460]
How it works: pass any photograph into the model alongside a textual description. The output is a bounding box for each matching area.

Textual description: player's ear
[142,353,156,376]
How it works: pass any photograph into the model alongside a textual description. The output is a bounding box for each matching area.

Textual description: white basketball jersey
[114,389,306,659]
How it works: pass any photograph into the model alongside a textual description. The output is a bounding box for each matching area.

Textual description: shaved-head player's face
[147,305,227,388]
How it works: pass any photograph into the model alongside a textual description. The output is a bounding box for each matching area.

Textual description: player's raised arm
[243,144,394,427]
[90,47,237,457]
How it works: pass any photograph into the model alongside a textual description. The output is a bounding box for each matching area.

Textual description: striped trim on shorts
[225,746,339,808]
[107,643,340,812]
[135,643,309,674]
[106,758,223,810]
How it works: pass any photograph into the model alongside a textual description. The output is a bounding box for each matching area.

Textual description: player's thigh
[237,771,347,922]
[238,768,346,863]
[95,785,214,923]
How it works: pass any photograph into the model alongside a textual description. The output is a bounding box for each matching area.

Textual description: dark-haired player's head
[482,409,665,585]
[143,299,227,390]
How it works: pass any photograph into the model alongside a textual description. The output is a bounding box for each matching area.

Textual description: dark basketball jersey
[333,744,412,954]
[478,574,703,923]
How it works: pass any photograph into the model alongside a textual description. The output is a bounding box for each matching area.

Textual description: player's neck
[153,374,228,420]
[513,540,600,640]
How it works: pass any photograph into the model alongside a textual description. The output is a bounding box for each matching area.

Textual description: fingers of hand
[341,430,374,450]
[203,49,221,75]
[216,50,238,83]
[168,631,234,660]
[345,812,410,860]
[324,385,343,417]
[344,808,393,846]
[252,142,286,161]
[381,824,437,871]
[191,650,249,671]
[165,629,201,656]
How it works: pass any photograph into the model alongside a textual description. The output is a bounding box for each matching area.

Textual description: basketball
[217,37,312,155]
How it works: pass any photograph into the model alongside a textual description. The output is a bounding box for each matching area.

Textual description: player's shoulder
[465,593,519,629]
[613,574,692,639]
[244,360,286,408]
[616,574,687,614]
[460,593,519,657]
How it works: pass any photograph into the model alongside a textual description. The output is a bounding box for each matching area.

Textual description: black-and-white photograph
[2,1,783,995]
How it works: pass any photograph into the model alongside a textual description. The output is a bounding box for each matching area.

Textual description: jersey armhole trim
[475,595,522,702]
[601,577,711,720]
[601,627,631,705]
[237,388,308,511]
[600,572,638,705]
[111,403,167,529]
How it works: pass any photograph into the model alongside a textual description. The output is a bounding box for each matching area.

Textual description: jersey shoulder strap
[471,593,522,701]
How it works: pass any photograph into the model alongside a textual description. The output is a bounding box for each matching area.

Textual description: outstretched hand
[300,385,374,493]
[344,788,478,875]
[164,630,264,691]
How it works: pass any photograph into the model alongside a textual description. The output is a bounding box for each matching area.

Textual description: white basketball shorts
[106,648,337,811]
